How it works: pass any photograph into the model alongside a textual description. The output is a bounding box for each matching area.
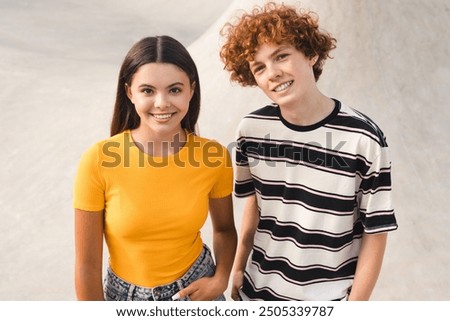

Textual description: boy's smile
[273,80,294,92]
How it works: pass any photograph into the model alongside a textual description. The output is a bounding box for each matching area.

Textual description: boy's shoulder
[238,104,281,132]
[336,102,388,147]
[247,103,279,117]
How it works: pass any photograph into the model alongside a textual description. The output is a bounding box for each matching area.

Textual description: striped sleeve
[234,125,255,198]
[358,147,397,233]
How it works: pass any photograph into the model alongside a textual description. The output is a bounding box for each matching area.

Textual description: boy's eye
[252,65,264,74]
[276,53,289,61]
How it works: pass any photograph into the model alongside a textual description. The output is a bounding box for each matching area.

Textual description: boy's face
[249,43,317,109]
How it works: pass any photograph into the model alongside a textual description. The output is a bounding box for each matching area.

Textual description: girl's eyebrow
[137,82,185,89]
[167,82,185,88]
[138,84,155,89]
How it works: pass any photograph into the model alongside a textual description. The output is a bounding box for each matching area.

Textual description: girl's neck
[131,126,187,157]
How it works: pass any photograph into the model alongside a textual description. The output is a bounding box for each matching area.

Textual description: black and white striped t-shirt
[235,99,398,300]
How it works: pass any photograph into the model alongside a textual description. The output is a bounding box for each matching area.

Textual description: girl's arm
[176,195,237,300]
[74,209,105,300]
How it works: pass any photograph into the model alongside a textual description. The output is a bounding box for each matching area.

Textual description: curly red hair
[220,2,337,86]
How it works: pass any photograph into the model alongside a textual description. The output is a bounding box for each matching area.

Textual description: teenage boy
[220,2,398,301]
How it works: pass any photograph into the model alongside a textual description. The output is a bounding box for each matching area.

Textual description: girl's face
[249,43,317,109]
[126,63,194,138]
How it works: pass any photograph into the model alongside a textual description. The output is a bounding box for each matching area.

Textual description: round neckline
[277,98,340,132]
[125,129,192,159]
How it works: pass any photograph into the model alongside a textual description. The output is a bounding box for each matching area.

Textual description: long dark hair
[110,36,201,136]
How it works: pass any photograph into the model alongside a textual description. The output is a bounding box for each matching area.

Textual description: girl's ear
[190,81,196,99]
[125,83,133,103]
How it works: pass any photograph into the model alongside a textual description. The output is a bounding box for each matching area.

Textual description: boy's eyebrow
[250,45,291,66]
[269,46,290,58]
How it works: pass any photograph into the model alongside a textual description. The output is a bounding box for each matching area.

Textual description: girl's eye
[142,88,153,94]
[170,87,182,94]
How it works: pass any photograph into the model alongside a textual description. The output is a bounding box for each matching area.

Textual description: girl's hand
[173,276,226,301]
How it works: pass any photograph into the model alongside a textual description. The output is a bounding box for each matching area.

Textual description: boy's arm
[231,194,259,300]
[347,232,388,300]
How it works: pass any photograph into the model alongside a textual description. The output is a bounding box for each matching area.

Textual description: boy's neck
[279,92,334,127]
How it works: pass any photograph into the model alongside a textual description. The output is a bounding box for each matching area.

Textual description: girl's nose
[154,94,170,109]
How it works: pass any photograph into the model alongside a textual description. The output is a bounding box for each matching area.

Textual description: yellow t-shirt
[73,130,233,287]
